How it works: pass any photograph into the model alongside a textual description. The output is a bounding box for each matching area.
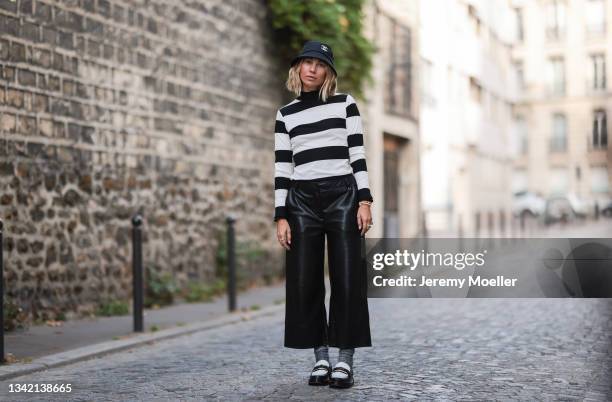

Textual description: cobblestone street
[1,298,610,401]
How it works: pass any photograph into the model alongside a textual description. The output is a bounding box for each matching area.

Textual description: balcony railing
[587,133,609,151]
[549,136,567,152]
[586,80,607,94]
[586,24,606,39]
[545,27,566,42]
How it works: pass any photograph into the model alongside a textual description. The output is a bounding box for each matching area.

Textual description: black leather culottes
[284,173,372,349]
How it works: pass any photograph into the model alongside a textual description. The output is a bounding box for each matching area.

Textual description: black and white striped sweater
[274,90,373,222]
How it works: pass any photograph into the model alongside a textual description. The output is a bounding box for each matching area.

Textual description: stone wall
[0,0,285,320]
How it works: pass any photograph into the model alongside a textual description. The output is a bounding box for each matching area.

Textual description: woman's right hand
[276,219,291,250]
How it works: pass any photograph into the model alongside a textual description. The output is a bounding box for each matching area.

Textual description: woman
[273,40,374,389]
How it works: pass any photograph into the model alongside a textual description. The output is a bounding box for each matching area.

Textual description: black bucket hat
[290,40,337,76]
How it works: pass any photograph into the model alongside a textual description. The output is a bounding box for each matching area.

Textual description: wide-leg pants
[284,173,372,349]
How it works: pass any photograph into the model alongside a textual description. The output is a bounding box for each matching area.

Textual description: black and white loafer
[308,360,331,385]
[329,362,354,388]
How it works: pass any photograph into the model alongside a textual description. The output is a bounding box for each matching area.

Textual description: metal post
[487,211,494,250]
[0,219,4,364]
[421,211,428,254]
[226,216,236,312]
[499,210,506,246]
[132,214,144,332]
[457,214,464,253]
[475,212,481,250]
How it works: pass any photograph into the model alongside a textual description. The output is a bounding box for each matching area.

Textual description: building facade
[362,0,422,238]
[510,0,611,206]
[419,0,517,235]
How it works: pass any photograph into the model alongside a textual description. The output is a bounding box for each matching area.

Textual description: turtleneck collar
[297,88,321,102]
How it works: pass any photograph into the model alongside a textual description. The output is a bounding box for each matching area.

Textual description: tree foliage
[266,0,375,99]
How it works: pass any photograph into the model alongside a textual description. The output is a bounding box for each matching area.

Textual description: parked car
[544,193,588,224]
[512,190,546,218]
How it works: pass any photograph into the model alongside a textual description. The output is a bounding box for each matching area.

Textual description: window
[514,60,525,90]
[590,166,610,193]
[546,0,566,40]
[592,109,608,149]
[547,57,565,95]
[549,167,569,194]
[420,58,435,106]
[550,113,567,152]
[516,116,528,155]
[512,169,528,193]
[586,0,605,35]
[588,54,606,91]
[514,8,524,42]
[491,95,499,122]
[385,18,412,117]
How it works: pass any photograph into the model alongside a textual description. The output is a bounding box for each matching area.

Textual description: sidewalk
[1,280,286,380]
[425,218,612,238]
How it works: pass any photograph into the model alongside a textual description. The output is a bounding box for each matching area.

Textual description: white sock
[331,361,351,379]
[312,359,329,376]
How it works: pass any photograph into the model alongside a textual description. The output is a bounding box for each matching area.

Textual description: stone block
[0,0,17,12]
[42,26,57,45]
[20,0,33,14]
[1,16,19,36]
[48,75,61,91]
[21,21,40,42]
[17,115,36,135]
[33,94,48,112]
[1,113,16,132]
[18,68,37,86]
[6,88,23,107]
[34,2,52,20]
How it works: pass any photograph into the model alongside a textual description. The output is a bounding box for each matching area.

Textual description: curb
[0,303,285,381]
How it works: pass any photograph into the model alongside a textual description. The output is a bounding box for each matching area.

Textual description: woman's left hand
[357,204,373,236]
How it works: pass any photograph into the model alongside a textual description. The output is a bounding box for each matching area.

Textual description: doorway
[383,134,409,237]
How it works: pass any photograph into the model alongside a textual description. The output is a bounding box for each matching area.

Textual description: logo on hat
[320,44,328,52]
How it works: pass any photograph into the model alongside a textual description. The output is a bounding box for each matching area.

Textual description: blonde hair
[285,59,337,102]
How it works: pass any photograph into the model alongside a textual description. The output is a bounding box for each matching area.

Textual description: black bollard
[421,211,428,254]
[474,211,481,249]
[499,210,506,246]
[457,214,464,253]
[487,211,494,250]
[0,219,4,364]
[226,216,236,312]
[132,214,144,332]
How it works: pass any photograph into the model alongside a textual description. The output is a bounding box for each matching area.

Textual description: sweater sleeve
[274,109,293,222]
[345,94,374,203]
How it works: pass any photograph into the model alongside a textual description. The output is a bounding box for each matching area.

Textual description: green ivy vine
[266,0,375,100]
